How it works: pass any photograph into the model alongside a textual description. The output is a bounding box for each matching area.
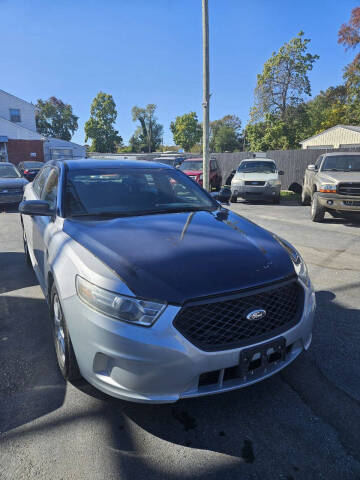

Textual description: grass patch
[281,190,300,198]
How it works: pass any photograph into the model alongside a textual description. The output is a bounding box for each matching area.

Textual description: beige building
[300,125,360,150]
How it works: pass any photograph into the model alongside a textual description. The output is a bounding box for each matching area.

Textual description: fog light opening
[327,200,333,206]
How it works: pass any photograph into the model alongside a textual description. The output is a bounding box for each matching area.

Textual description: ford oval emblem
[246,309,267,321]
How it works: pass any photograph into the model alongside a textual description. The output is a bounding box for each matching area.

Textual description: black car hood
[63,209,295,304]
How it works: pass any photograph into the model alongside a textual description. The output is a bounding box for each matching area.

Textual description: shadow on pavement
[0,252,39,294]
[2,286,360,479]
[0,294,66,433]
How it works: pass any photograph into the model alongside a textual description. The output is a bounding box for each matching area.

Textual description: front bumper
[318,193,360,212]
[62,280,316,403]
[231,184,280,200]
[0,193,23,204]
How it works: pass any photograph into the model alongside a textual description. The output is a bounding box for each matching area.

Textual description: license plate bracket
[239,337,286,378]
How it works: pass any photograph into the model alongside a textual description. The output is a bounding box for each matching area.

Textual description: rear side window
[41,169,59,209]
[33,167,50,197]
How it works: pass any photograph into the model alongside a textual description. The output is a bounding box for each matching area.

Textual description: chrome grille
[338,183,360,197]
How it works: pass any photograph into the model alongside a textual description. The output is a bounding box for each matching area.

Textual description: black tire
[273,195,280,204]
[230,195,237,203]
[51,284,81,381]
[310,192,325,222]
[301,186,311,206]
[22,228,32,267]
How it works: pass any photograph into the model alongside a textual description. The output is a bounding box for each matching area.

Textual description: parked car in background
[19,158,315,403]
[301,152,360,222]
[18,161,44,181]
[230,158,283,204]
[152,156,184,168]
[0,162,28,205]
[180,157,222,190]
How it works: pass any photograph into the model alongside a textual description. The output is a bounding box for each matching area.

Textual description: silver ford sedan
[19,159,316,403]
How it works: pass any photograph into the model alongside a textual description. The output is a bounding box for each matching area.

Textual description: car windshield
[238,161,276,173]
[22,161,43,168]
[0,164,21,178]
[321,155,360,172]
[155,158,175,166]
[180,161,203,171]
[65,167,216,217]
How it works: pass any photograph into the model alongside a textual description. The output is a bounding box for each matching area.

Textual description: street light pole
[202,0,210,191]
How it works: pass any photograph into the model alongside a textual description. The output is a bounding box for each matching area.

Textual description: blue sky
[1,0,358,145]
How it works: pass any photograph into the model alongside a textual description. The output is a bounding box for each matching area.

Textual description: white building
[300,125,360,149]
[0,89,85,164]
[0,89,37,131]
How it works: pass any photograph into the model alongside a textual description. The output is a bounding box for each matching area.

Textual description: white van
[230,158,284,204]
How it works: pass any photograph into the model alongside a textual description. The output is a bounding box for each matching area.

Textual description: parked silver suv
[301,152,360,222]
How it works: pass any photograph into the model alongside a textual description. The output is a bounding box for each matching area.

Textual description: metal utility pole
[202,0,210,191]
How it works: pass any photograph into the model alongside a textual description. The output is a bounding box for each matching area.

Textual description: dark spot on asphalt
[219,431,226,437]
[172,409,197,431]
[241,438,255,464]
[118,424,124,431]
[286,476,295,480]
[293,466,299,472]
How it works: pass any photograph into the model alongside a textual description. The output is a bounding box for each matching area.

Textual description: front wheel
[51,284,81,381]
[230,195,237,203]
[301,187,311,206]
[311,192,325,222]
[273,195,280,204]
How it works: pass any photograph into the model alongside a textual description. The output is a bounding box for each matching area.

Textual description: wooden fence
[88,148,360,192]
[211,147,360,191]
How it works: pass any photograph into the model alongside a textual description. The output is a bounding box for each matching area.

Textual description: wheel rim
[53,294,66,369]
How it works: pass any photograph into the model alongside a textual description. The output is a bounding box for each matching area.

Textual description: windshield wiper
[70,206,215,218]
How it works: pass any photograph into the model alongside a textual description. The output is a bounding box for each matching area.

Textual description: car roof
[0,162,18,167]
[322,152,360,157]
[184,157,203,161]
[239,158,275,163]
[59,158,173,170]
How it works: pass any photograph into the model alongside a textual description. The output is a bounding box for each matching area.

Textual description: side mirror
[307,164,316,171]
[278,170,284,176]
[19,200,54,217]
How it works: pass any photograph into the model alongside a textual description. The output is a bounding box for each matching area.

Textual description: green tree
[245,105,310,151]
[210,115,243,152]
[304,86,348,135]
[131,104,163,152]
[251,32,319,122]
[84,92,122,153]
[338,8,360,120]
[35,97,78,141]
[170,112,202,152]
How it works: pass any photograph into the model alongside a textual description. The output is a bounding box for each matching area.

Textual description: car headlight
[266,179,279,186]
[273,235,310,287]
[76,276,166,326]
[231,178,244,186]
[319,183,336,193]
[199,173,203,180]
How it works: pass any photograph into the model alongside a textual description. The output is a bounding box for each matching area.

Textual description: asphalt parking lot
[0,201,360,480]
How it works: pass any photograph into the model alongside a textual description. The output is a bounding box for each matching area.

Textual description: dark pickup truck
[301,152,360,222]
